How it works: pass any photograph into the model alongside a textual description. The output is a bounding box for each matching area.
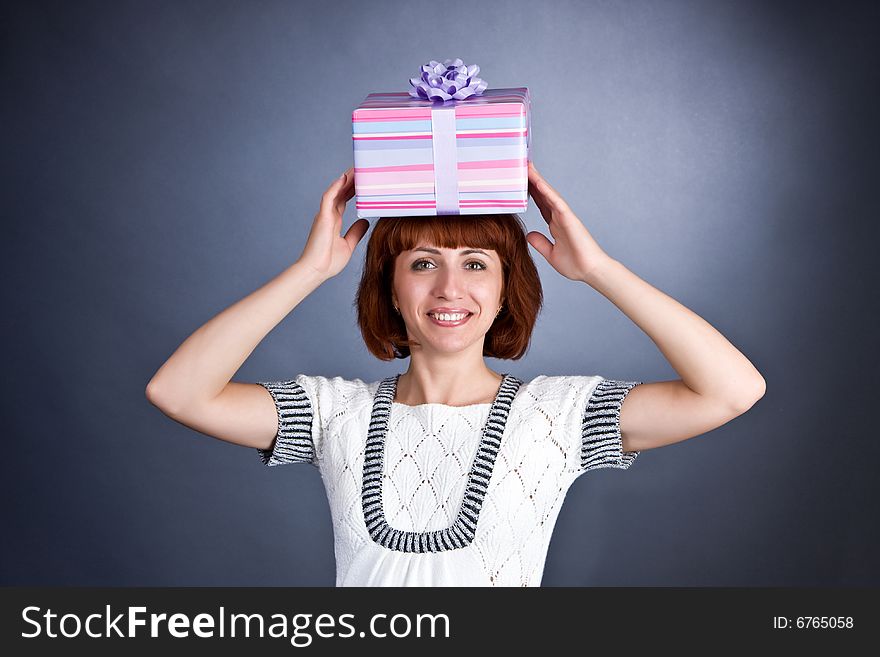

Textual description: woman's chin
[412,333,487,354]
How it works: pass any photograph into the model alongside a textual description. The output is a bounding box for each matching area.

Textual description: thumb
[527,231,553,260]
[344,218,370,250]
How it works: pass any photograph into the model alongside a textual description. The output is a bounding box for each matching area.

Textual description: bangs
[356,211,543,361]
[381,214,518,259]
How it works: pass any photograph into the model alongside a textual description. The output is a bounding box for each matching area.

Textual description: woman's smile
[427,312,473,327]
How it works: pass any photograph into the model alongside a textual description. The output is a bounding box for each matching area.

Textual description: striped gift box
[351,87,531,218]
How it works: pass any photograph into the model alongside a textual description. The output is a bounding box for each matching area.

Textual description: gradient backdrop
[3,0,877,586]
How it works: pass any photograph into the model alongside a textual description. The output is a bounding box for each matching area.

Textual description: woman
[146,162,766,586]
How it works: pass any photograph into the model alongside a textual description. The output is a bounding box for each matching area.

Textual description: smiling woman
[147,164,764,587]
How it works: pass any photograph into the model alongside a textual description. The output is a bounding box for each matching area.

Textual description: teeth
[431,312,468,321]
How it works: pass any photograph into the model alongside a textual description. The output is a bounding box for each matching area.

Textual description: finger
[526,230,553,260]
[337,180,357,213]
[531,175,569,214]
[344,218,370,249]
[332,167,353,190]
[527,163,560,198]
[528,180,552,219]
[528,169,554,207]
[527,178,546,206]
[328,169,357,211]
[527,177,544,200]
[527,160,540,179]
[321,173,348,212]
[528,162,550,191]
[529,168,553,196]
[343,169,356,201]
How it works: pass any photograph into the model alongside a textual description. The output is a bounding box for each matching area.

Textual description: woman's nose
[432,266,464,298]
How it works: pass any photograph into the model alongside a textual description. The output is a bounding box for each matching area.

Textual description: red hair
[355,214,543,361]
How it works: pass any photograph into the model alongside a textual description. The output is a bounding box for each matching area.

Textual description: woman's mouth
[427,312,473,327]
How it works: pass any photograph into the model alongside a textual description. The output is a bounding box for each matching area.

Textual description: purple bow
[408,58,489,101]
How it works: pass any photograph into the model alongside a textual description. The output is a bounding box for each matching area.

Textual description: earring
[393,305,400,314]
[495,305,503,317]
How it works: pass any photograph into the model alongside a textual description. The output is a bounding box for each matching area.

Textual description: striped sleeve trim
[581,379,642,473]
[255,379,315,467]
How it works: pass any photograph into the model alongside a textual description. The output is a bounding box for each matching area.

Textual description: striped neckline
[361,372,523,553]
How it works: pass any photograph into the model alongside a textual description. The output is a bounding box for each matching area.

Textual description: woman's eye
[412,260,486,270]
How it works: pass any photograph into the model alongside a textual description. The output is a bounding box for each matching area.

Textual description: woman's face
[392,244,504,355]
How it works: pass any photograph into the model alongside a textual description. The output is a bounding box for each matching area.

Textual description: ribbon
[408,59,489,213]
[409,58,489,215]
[408,58,488,102]
[431,106,459,214]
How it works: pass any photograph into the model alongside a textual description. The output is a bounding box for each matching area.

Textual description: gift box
[351,62,530,218]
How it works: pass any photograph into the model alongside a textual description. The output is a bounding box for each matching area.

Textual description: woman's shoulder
[294,373,381,396]
[520,373,603,396]
[513,375,611,427]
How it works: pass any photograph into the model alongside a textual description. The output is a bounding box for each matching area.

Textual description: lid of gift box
[352,87,529,117]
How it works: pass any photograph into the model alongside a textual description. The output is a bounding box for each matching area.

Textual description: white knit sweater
[256,372,641,587]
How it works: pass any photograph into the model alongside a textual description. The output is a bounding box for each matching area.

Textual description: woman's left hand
[526,161,614,282]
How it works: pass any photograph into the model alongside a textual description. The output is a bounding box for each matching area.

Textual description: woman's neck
[395,365,503,407]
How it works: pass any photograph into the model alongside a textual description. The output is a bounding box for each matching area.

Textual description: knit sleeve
[255,374,320,467]
[580,377,643,474]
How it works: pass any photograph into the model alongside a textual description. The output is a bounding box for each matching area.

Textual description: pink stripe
[352,109,432,121]
[354,163,434,173]
[360,92,525,100]
[356,203,525,209]
[352,134,432,141]
[357,101,526,110]
[461,203,526,207]
[458,158,527,169]
[354,159,525,174]
[356,104,528,114]
[461,200,526,204]
[352,130,526,141]
[357,200,525,206]
[357,199,435,205]
[356,166,523,186]
[353,108,525,122]
[356,184,434,191]
[455,105,525,118]
[365,89,526,97]
[357,204,436,208]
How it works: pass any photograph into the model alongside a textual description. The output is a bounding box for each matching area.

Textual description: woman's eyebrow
[413,247,490,256]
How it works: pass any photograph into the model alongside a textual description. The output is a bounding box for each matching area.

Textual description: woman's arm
[146,167,367,416]
[526,162,765,452]
[145,260,327,415]
[582,257,765,453]
[583,257,765,407]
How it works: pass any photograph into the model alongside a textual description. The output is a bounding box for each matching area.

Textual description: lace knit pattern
[361,373,523,553]
[257,373,642,586]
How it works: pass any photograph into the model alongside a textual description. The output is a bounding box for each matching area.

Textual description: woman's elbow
[145,380,175,414]
[734,376,766,414]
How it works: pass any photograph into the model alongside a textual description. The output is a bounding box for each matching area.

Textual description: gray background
[2,0,877,586]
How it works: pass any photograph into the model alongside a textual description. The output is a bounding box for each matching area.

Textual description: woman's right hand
[297,167,370,280]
